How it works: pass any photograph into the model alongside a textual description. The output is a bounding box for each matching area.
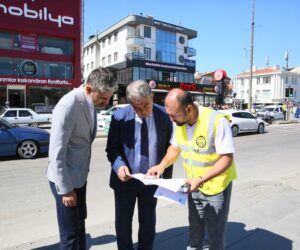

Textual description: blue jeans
[187,183,232,250]
[50,181,87,250]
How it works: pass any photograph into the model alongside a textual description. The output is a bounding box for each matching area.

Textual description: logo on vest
[196,136,206,148]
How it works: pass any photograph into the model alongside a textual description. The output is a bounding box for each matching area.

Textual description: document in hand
[129,173,188,205]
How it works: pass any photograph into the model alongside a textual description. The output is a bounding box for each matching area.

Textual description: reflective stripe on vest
[175,107,237,195]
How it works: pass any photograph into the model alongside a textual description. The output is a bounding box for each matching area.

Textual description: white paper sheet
[154,187,188,205]
[130,173,185,192]
[129,173,188,205]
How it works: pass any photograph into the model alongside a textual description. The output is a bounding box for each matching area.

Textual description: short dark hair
[86,67,117,92]
[177,91,193,108]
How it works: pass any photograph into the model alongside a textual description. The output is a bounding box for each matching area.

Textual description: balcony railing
[125,52,146,60]
[126,35,145,48]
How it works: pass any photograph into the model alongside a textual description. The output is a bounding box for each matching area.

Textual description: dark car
[0,117,49,159]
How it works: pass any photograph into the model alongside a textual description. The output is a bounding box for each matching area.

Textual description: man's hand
[146,164,165,178]
[185,177,204,192]
[117,166,131,182]
[62,191,77,207]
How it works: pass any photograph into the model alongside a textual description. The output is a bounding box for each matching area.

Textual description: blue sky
[84,0,300,78]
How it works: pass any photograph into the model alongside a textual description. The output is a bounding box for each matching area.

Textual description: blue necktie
[140,118,149,174]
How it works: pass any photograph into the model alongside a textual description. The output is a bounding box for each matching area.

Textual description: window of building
[241,79,244,86]
[38,36,73,56]
[114,52,118,62]
[156,29,176,63]
[86,48,89,55]
[0,31,12,49]
[144,47,151,60]
[108,55,111,64]
[0,57,73,79]
[102,39,105,48]
[108,36,111,45]
[144,26,151,38]
[114,32,118,42]
[262,90,271,98]
[91,61,94,69]
[91,45,94,54]
[102,57,105,65]
[263,77,271,84]
[87,63,89,71]
[286,76,289,84]
[257,77,260,84]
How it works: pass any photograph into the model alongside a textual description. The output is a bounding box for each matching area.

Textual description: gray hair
[126,80,152,102]
[86,67,118,92]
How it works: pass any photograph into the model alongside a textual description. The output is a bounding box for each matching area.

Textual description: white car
[256,105,284,123]
[220,110,265,137]
[97,104,128,131]
[0,108,51,128]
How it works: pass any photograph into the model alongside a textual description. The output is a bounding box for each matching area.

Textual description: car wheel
[269,117,274,124]
[257,123,265,134]
[17,140,39,159]
[231,125,239,137]
[29,122,39,128]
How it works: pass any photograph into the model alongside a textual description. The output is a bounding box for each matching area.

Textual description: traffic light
[285,87,294,98]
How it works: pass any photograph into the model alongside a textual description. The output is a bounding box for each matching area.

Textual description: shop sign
[153,19,184,32]
[184,59,196,67]
[20,34,37,51]
[180,82,197,91]
[0,76,72,86]
[187,47,196,57]
[0,2,74,28]
[214,69,227,81]
[20,60,38,76]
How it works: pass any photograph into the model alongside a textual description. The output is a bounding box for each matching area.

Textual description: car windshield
[0,117,17,128]
[260,107,274,112]
[0,107,5,115]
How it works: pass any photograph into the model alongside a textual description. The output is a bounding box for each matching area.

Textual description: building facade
[83,14,220,105]
[0,0,82,111]
[233,65,300,108]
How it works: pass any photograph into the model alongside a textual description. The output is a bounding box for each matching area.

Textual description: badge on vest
[196,136,206,148]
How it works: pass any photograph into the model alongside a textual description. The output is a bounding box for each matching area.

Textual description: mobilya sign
[0,2,74,28]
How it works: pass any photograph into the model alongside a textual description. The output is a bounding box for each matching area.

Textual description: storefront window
[132,67,139,81]
[0,31,12,49]
[27,87,70,111]
[0,57,13,76]
[0,85,6,107]
[43,62,73,79]
[38,36,73,55]
[0,31,73,56]
[0,57,73,79]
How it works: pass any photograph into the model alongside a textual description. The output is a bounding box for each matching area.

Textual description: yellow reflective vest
[175,107,237,195]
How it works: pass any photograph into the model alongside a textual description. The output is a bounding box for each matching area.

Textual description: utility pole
[248,0,255,111]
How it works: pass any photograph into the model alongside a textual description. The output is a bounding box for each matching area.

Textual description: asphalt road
[0,122,300,249]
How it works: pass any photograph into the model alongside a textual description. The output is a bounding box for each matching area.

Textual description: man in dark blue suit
[106,80,173,250]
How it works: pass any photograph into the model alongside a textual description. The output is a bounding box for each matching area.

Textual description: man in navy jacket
[106,80,173,250]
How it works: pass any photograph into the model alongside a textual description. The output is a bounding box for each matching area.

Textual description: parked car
[0,117,49,159]
[256,105,284,123]
[220,110,265,137]
[97,104,128,131]
[0,108,51,127]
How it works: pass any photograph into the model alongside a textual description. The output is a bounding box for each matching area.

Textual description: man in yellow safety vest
[147,88,237,250]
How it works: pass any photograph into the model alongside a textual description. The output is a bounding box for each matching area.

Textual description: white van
[257,105,284,122]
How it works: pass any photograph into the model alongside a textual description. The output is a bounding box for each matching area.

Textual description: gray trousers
[187,182,232,250]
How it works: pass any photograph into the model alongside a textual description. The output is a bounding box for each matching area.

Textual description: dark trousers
[114,185,157,250]
[50,182,87,250]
